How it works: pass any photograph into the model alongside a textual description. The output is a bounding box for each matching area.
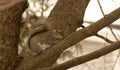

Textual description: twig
[95,34,113,43]
[108,26,119,41]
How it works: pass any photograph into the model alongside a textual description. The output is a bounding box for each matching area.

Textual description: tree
[0,0,120,70]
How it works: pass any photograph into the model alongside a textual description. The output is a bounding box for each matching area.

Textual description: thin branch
[109,26,119,41]
[95,34,113,43]
[97,0,105,16]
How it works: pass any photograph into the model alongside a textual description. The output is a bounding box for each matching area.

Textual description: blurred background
[19,0,120,70]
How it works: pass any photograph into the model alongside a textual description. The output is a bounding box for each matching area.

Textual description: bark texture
[0,0,27,70]
[47,0,90,37]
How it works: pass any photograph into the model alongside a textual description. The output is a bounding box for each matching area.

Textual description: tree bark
[47,0,89,37]
[0,0,28,70]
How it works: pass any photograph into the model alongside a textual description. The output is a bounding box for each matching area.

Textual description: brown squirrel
[29,30,59,55]
[28,23,60,55]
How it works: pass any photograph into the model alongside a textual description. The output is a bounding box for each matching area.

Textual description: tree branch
[41,41,120,70]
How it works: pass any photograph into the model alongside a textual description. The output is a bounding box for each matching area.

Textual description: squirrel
[28,24,59,55]
[29,30,59,55]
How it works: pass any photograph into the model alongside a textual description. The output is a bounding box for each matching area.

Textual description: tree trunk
[0,0,27,70]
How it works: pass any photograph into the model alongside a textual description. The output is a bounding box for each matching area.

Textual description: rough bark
[0,0,28,70]
[47,0,89,37]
